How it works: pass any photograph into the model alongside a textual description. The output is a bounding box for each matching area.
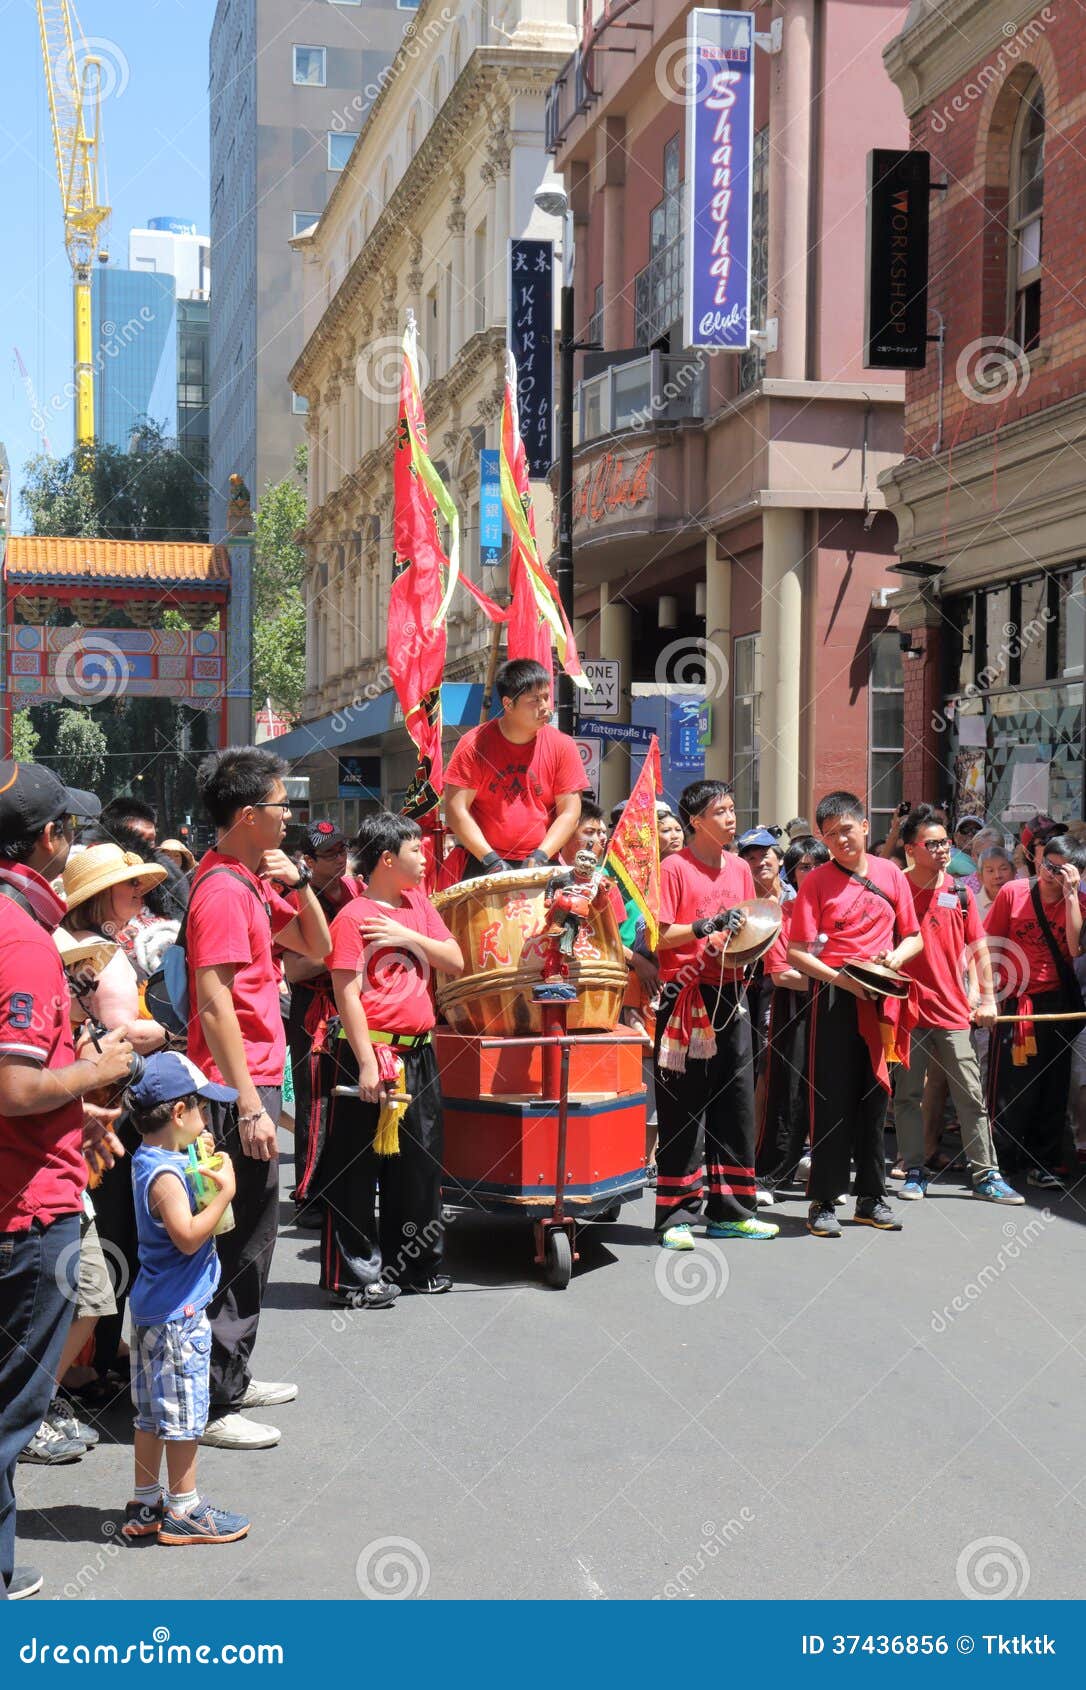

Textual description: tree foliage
[54,709,107,791]
[252,445,308,715]
[20,423,208,542]
[11,711,40,763]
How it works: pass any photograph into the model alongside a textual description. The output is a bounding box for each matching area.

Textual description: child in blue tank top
[123,1052,249,1547]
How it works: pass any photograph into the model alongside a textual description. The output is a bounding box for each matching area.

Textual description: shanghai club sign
[683,8,755,352]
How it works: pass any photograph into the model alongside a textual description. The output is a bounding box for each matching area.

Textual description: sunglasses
[316,843,348,859]
[251,801,291,811]
[1042,856,1068,874]
[920,838,951,853]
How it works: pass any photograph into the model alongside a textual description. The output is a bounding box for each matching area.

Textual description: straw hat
[159,838,195,872]
[54,928,119,977]
[62,843,167,912]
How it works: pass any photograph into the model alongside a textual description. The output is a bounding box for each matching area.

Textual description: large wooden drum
[432,866,627,1036]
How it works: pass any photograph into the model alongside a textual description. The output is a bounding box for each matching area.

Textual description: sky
[0,0,214,525]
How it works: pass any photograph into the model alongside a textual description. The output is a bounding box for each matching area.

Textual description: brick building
[881,0,1086,825]
[549,0,911,828]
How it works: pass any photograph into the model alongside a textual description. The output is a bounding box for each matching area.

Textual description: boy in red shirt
[985,830,1086,1188]
[654,780,778,1247]
[895,806,1022,1204]
[788,791,923,1238]
[442,658,584,885]
[186,748,332,1450]
[326,814,464,1305]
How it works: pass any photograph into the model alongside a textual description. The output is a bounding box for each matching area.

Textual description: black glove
[528,849,551,867]
[479,852,508,873]
[691,907,745,940]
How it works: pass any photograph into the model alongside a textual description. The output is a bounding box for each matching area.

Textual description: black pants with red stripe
[987,988,1075,1176]
[807,981,887,1207]
[756,986,810,1189]
[654,983,756,1227]
[320,1042,445,1293]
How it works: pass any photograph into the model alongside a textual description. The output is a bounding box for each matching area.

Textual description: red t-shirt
[0,874,84,1231]
[984,877,1086,995]
[764,900,794,978]
[444,719,585,859]
[790,855,919,968]
[328,890,455,1034]
[659,847,756,984]
[185,851,299,1085]
[903,876,983,1029]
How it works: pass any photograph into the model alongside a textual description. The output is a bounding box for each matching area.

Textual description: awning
[273,682,490,763]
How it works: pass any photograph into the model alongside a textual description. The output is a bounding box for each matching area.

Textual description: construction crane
[36,0,111,449]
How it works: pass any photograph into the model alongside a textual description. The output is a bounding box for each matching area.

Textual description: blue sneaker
[899,1167,928,1200]
[158,1500,250,1546]
[706,1217,779,1240]
[973,1172,1025,1204]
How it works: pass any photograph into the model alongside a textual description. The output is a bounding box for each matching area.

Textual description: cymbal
[840,958,911,999]
[723,898,783,967]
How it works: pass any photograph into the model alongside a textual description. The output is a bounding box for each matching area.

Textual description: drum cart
[435,1021,648,1290]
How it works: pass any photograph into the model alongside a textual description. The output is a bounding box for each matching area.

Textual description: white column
[766,0,814,380]
[598,584,632,813]
[758,508,805,822]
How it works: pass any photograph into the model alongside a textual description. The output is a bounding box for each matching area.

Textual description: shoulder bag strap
[1028,877,1085,1009]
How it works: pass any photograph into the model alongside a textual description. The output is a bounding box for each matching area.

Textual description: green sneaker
[706,1217,779,1240]
[660,1223,695,1250]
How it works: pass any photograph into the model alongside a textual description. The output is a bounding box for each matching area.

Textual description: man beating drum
[440,659,586,887]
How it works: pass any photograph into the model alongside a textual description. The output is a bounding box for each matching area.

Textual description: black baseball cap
[303,819,347,855]
[0,762,101,844]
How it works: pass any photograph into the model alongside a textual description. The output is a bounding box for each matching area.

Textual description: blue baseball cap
[737,827,780,853]
[129,1052,238,1111]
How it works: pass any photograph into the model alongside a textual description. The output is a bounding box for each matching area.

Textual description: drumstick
[992,1011,1086,1024]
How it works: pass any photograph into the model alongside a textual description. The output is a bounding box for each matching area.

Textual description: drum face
[433,867,627,1035]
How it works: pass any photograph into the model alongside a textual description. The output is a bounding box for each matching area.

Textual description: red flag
[500,354,589,692]
[604,735,663,950]
[388,321,449,819]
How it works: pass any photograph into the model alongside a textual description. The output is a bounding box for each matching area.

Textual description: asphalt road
[16,1138,1086,1602]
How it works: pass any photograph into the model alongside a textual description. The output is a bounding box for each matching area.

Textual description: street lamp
[534,182,578,736]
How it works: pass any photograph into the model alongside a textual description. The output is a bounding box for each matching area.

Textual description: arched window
[451,28,463,83]
[1009,80,1044,351]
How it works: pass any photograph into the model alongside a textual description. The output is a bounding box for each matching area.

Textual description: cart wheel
[597,1200,622,1223]
[544,1228,573,1289]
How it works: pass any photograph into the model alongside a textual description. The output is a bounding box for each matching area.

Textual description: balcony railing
[574,351,706,446]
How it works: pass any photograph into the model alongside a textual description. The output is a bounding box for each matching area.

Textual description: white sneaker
[754,1186,776,1207]
[199,1412,280,1449]
[796,1154,811,1183]
[238,1379,298,1408]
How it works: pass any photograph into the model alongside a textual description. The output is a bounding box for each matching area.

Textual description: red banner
[604,735,663,950]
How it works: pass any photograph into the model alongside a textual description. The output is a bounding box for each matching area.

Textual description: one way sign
[578,660,621,719]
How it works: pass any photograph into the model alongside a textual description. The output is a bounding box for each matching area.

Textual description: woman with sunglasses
[984,831,1086,1189]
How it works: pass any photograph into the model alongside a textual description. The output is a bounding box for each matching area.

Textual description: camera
[82,1019,147,1108]
[897,800,911,817]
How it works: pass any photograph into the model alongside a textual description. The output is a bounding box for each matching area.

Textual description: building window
[328,132,357,172]
[293,211,320,237]
[473,221,487,333]
[634,135,683,347]
[869,629,904,839]
[292,392,309,414]
[294,46,327,86]
[738,126,770,392]
[588,283,603,348]
[1010,80,1044,352]
[732,633,761,834]
[397,0,420,8]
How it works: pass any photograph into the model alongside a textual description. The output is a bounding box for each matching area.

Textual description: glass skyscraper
[91,267,178,449]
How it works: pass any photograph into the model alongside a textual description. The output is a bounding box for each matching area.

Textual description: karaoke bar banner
[7,626,225,704]
[508,238,554,477]
[683,8,755,351]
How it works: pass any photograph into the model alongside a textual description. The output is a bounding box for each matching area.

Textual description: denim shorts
[130,1309,211,1440]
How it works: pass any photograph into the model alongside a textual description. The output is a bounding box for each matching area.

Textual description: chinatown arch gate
[0,534,255,756]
